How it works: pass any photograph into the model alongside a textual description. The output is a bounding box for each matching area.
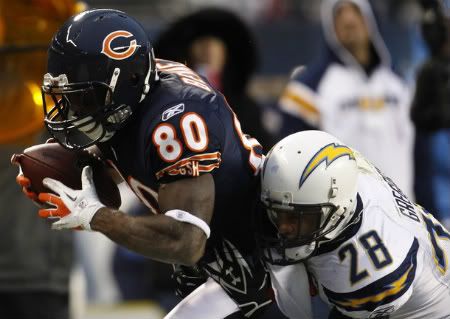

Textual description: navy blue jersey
[103,59,263,262]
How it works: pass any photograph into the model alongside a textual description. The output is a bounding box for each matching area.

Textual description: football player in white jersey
[258,130,450,319]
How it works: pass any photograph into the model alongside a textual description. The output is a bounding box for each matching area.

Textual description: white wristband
[165,209,211,239]
[82,201,106,231]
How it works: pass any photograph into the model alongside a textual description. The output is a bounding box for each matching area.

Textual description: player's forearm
[91,207,205,265]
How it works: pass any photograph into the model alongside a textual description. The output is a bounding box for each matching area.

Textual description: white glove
[40,166,105,231]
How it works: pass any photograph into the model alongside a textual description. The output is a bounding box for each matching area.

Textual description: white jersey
[277,0,414,198]
[269,163,450,318]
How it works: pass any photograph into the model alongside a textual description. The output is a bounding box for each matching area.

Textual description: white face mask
[284,241,317,262]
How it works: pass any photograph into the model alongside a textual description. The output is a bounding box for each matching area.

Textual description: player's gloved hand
[12,161,44,207]
[11,138,57,207]
[38,166,105,231]
[172,264,208,298]
[16,172,39,202]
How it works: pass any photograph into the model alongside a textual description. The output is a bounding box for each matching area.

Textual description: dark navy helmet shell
[42,9,157,150]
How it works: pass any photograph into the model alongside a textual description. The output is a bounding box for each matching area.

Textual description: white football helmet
[259,130,359,265]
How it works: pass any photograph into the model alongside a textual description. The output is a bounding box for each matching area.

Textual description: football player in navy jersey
[15,9,276,319]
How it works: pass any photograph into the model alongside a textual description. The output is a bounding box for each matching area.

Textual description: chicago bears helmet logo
[101,30,139,60]
[299,143,355,187]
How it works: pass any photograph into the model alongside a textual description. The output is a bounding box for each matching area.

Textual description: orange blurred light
[0,0,87,143]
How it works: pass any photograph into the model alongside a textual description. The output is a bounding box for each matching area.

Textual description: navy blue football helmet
[42,9,157,150]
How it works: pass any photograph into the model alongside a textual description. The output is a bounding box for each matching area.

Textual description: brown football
[11,142,121,209]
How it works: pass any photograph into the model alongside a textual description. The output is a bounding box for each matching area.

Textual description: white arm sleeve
[164,277,239,319]
[268,263,313,319]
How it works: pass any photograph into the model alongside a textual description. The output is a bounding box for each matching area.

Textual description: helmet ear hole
[130,73,140,87]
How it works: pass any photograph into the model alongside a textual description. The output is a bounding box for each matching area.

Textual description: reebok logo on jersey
[162,103,185,121]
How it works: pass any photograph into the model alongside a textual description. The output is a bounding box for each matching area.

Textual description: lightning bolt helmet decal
[299,143,355,187]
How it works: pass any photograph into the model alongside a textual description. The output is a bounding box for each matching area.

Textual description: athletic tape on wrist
[165,209,210,238]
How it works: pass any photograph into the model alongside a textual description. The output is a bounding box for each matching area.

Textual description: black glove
[202,239,273,318]
[171,264,208,298]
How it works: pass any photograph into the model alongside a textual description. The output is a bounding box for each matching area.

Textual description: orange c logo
[101,30,138,60]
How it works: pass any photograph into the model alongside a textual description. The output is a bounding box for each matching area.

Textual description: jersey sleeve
[148,100,224,184]
[277,64,324,128]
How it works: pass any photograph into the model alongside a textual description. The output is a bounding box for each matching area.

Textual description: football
[11,142,121,209]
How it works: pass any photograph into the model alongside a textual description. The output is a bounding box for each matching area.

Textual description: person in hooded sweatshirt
[276,0,414,199]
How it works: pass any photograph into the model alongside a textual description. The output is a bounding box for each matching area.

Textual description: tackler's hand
[172,264,208,298]
[11,138,57,206]
[38,166,105,231]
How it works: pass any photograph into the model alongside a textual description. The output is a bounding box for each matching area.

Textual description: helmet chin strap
[104,67,133,126]
[139,51,157,102]
[324,198,358,241]
[69,111,115,143]
[75,116,115,142]
[106,68,121,104]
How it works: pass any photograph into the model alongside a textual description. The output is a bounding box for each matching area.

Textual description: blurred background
[0,0,448,318]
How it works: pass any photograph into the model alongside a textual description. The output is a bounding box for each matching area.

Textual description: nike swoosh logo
[64,192,77,202]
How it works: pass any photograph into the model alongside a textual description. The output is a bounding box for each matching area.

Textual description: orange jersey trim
[155,152,221,179]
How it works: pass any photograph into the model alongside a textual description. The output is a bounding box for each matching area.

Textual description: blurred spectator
[0,0,85,318]
[154,7,276,150]
[276,0,414,197]
[411,0,450,226]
